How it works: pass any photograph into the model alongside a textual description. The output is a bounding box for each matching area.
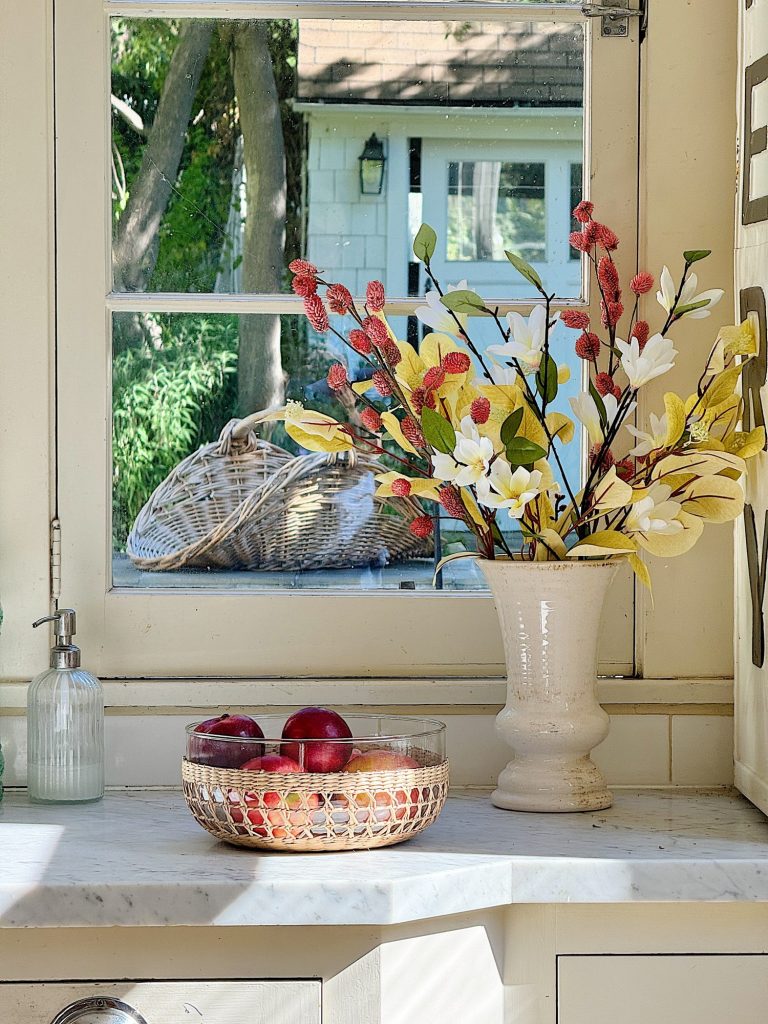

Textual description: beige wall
[638,0,739,678]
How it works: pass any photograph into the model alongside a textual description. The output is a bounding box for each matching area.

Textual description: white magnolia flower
[431,416,494,487]
[603,391,636,428]
[415,280,468,334]
[625,483,683,536]
[570,391,636,447]
[487,305,549,374]
[656,265,724,320]
[627,412,668,457]
[485,362,518,387]
[617,333,677,389]
[477,462,543,520]
[569,393,604,445]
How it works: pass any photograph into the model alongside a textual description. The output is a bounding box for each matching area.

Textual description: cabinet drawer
[0,981,321,1023]
[559,954,768,1024]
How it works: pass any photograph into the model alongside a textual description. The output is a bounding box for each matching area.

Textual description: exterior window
[109,14,585,593]
[570,162,583,259]
[446,161,546,263]
[54,1,641,677]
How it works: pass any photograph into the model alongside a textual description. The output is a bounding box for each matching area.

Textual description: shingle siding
[297,21,583,107]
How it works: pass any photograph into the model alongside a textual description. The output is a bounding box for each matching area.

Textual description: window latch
[582,1,647,38]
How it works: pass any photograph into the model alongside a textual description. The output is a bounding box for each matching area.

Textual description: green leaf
[421,406,457,454]
[500,407,524,446]
[506,437,547,466]
[536,354,558,404]
[413,223,437,264]
[440,289,487,314]
[505,250,544,292]
[589,377,608,431]
[683,249,711,265]
[675,298,711,316]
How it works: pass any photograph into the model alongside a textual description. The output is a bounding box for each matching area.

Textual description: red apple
[281,707,353,772]
[343,749,419,773]
[189,713,264,769]
[240,753,302,773]
[236,753,321,835]
[343,749,421,822]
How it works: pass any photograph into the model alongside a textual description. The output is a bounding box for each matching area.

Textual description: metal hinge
[582,1,647,37]
[50,517,61,604]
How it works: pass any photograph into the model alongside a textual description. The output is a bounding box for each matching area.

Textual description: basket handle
[228,408,282,441]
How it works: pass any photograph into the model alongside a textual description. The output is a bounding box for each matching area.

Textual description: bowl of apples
[182,708,448,851]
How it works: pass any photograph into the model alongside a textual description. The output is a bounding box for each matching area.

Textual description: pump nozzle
[33,609,80,668]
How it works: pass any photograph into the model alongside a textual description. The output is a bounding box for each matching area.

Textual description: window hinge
[50,517,62,604]
[582,1,647,38]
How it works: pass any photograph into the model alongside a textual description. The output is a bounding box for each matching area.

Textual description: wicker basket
[127,414,431,572]
[182,754,449,852]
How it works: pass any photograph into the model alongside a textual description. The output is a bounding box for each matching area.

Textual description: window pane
[110,17,584,297]
[111,311,582,592]
[570,161,583,259]
[446,161,545,262]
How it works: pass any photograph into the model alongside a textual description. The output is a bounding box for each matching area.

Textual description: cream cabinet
[558,955,768,1024]
[0,981,321,1024]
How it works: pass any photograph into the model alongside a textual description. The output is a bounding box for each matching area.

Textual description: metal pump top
[33,608,81,669]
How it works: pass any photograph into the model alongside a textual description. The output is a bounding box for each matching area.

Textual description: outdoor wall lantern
[358,133,386,195]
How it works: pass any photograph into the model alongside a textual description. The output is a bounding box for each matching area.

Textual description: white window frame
[47,0,643,679]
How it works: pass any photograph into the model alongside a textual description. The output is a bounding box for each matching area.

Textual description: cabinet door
[0,981,321,1023]
[559,955,768,1024]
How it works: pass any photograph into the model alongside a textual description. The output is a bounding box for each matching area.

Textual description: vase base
[491,757,613,813]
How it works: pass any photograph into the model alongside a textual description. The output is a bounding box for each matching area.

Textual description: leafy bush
[112,314,238,548]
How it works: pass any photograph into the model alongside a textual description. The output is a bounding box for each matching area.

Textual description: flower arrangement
[264,203,764,589]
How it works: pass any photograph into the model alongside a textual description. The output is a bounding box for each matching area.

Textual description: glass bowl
[182,713,448,851]
[185,712,446,771]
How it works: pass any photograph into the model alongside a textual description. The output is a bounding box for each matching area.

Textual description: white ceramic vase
[478,558,619,813]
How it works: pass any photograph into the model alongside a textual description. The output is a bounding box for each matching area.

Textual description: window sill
[0,675,734,713]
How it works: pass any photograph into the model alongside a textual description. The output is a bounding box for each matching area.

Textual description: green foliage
[413,223,437,264]
[111,18,303,290]
[422,407,456,454]
[683,249,711,265]
[505,249,544,292]
[505,437,547,467]
[500,408,524,446]
[112,315,238,547]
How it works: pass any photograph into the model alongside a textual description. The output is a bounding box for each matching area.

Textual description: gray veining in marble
[2,789,768,928]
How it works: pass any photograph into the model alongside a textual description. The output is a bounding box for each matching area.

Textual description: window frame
[48,0,644,680]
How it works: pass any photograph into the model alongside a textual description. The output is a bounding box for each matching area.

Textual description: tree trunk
[113,22,214,292]
[232,22,287,416]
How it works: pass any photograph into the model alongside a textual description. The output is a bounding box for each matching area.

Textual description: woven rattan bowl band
[182,757,449,852]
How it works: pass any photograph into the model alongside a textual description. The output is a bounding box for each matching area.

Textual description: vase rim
[477,557,620,570]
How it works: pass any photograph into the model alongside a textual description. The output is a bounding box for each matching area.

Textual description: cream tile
[592,715,671,786]
[672,715,734,786]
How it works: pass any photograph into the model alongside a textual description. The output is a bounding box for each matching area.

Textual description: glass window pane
[110,17,584,297]
[446,161,546,262]
[570,161,583,259]
[112,311,582,592]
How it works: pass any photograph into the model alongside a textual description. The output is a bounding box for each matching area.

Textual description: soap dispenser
[27,609,104,803]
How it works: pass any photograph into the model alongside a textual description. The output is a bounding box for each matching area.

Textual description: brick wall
[297,20,583,106]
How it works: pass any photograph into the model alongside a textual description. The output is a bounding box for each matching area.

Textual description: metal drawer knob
[50,997,148,1024]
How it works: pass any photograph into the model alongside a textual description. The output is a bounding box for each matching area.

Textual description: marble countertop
[2,788,768,928]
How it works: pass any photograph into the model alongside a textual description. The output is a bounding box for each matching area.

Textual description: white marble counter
[2,788,768,928]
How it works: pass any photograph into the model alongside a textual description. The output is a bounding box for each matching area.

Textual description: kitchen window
[46,0,643,679]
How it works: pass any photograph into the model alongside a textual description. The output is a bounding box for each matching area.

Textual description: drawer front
[0,981,321,1023]
[559,954,768,1024]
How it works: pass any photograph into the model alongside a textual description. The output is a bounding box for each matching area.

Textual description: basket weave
[182,754,449,851]
[127,415,431,572]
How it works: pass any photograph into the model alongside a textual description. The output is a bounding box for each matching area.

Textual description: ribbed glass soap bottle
[27,609,104,803]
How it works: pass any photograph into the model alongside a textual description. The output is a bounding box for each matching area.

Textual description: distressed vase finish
[479,558,619,812]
